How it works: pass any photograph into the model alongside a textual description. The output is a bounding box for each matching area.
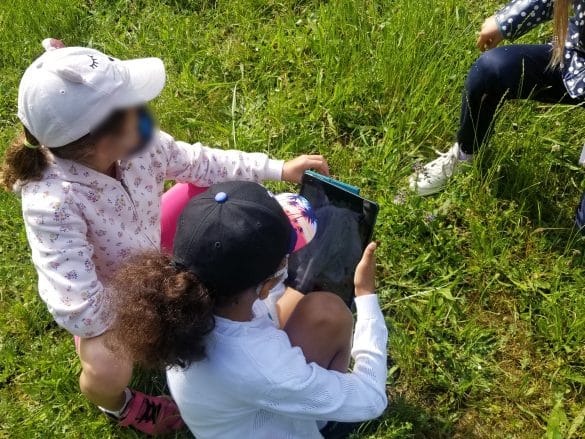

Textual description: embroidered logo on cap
[88,55,99,69]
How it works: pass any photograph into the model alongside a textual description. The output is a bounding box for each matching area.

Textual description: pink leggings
[74,183,208,350]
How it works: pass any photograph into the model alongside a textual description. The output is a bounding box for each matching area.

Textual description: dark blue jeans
[458,44,584,154]
[458,44,585,229]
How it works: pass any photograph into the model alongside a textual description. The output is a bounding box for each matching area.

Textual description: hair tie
[23,140,39,150]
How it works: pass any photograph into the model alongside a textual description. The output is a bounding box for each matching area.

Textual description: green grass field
[2,0,585,437]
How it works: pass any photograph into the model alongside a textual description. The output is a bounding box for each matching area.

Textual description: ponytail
[550,0,571,67]
[1,127,51,191]
[107,251,215,369]
[1,110,128,192]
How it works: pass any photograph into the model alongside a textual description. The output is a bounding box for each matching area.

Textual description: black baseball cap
[172,181,293,297]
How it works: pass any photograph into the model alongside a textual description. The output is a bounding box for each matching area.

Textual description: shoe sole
[409,179,446,197]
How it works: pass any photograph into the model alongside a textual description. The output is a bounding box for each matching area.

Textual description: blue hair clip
[137,108,154,144]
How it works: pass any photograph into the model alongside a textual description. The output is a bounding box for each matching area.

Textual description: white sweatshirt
[166,294,388,439]
[20,130,284,337]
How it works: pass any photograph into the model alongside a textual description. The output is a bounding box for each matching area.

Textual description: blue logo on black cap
[214,192,228,203]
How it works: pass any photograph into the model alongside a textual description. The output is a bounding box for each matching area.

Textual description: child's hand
[476,15,503,52]
[282,155,329,183]
[354,242,377,297]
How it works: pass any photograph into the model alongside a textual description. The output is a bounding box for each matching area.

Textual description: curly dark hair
[107,251,215,369]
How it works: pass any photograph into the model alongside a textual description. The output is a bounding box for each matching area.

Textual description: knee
[79,337,132,394]
[79,359,131,396]
[467,47,510,92]
[300,292,353,333]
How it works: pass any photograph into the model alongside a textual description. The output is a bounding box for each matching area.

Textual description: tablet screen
[286,173,378,304]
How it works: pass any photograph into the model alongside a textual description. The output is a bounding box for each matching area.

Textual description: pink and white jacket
[20,130,284,337]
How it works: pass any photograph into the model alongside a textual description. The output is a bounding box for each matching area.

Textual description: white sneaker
[579,143,585,167]
[409,143,469,196]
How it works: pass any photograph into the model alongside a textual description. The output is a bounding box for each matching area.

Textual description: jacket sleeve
[157,131,284,185]
[246,294,388,422]
[561,8,585,98]
[495,0,554,40]
[21,184,111,337]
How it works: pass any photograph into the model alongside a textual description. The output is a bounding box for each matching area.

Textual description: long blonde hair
[551,0,571,67]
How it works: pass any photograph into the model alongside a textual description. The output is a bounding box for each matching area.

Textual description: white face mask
[272,256,289,284]
[256,256,289,296]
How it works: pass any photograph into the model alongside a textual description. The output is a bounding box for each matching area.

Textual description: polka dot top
[495,0,585,98]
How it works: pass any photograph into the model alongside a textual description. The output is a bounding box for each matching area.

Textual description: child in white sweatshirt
[1,39,328,435]
[107,181,388,439]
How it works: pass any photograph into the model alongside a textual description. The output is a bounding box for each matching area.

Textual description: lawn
[1,0,585,437]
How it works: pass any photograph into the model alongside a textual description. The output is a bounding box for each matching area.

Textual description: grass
[1,0,585,437]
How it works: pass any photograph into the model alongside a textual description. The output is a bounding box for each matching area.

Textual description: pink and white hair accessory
[41,38,66,51]
[275,193,317,253]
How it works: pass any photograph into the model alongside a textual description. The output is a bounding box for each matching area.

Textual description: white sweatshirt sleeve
[21,187,110,338]
[157,131,284,185]
[248,294,388,422]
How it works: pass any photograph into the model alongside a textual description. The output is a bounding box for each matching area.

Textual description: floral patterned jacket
[495,0,585,98]
[20,130,284,337]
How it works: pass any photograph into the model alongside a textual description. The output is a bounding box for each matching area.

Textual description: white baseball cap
[17,42,166,148]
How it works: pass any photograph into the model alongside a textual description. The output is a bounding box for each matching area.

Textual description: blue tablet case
[304,170,360,195]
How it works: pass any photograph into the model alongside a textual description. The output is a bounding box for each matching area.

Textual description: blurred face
[95,108,142,162]
[92,108,151,163]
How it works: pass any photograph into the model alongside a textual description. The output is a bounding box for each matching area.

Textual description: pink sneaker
[118,390,185,435]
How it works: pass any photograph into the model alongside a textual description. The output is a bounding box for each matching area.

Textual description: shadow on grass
[471,141,585,255]
[158,0,217,13]
[130,368,454,439]
[352,395,454,439]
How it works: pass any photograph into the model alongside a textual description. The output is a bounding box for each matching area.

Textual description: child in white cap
[1,39,329,435]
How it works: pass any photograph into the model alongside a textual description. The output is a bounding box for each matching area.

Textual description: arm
[561,13,585,98]
[157,131,283,185]
[251,243,387,422]
[21,186,110,337]
[249,294,388,422]
[495,0,554,40]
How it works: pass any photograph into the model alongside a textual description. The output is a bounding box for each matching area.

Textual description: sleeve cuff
[354,294,382,319]
[266,159,285,181]
[494,13,510,40]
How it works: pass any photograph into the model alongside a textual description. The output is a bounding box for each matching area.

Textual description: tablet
[286,172,379,304]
